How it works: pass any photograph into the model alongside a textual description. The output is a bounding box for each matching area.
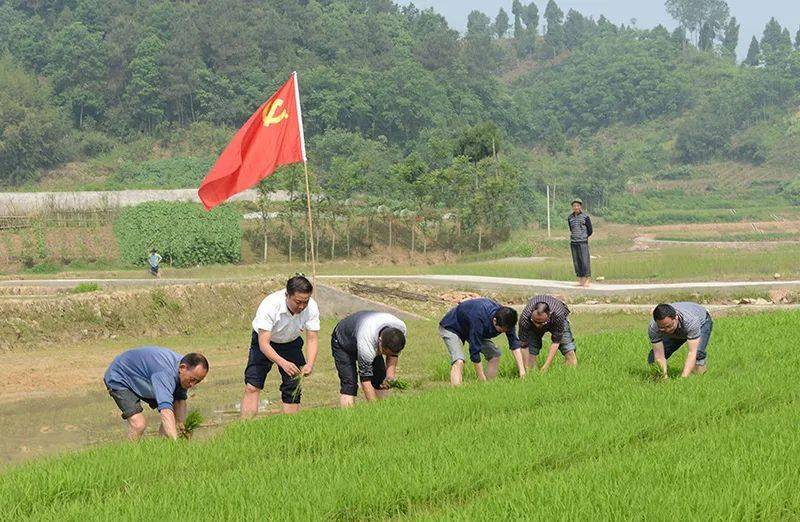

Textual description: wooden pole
[546,185,551,238]
[302,161,317,291]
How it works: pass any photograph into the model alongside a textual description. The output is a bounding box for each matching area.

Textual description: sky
[397,0,800,60]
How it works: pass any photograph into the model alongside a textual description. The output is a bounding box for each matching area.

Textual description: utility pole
[546,185,551,238]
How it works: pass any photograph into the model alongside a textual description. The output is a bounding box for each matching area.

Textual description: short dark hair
[150,248,157,253]
[653,304,677,321]
[181,352,209,371]
[494,306,518,329]
[380,327,406,354]
[286,275,313,295]
[532,302,551,315]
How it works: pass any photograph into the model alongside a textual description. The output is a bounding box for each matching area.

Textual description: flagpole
[302,161,317,291]
[292,71,317,294]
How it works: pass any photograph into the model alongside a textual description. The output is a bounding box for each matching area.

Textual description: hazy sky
[398,1,800,59]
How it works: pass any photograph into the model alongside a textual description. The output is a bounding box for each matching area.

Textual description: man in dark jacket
[567,198,593,287]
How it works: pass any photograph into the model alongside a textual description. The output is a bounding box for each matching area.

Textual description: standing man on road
[439,298,526,386]
[331,310,407,407]
[648,302,713,379]
[567,198,593,287]
[517,295,578,372]
[240,275,320,418]
[104,346,209,440]
[148,249,163,279]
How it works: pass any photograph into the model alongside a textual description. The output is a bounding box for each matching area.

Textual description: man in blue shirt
[104,346,209,440]
[439,298,526,386]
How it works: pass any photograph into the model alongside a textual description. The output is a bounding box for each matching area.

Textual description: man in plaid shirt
[517,295,578,372]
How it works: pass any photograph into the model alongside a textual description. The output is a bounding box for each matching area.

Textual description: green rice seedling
[1,311,799,520]
[181,410,203,439]
[387,378,410,390]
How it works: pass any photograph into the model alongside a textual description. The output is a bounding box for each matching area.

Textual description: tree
[698,21,715,51]
[0,54,70,185]
[124,35,166,131]
[466,10,491,38]
[760,18,791,66]
[544,114,567,154]
[543,0,564,56]
[46,21,107,128]
[744,36,760,66]
[796,27,800,50]
[664,0,729,43]
[494,8,509,38]
[671,26,687,49]
[721,16,739,57]
[512,0,524,39]
[455,122,502,163]
[564,9,594,50]
[521,2,539,34]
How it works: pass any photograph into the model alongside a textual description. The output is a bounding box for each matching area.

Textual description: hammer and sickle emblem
[262,99,289,128]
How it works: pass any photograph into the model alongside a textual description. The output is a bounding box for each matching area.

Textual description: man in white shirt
[240,275,320,417]
[331,310,407,408]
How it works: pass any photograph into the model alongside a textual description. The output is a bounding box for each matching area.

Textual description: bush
[114,202,242,267]
[72,282,100,293]
[731,135,768,165]
[784,179,800,205]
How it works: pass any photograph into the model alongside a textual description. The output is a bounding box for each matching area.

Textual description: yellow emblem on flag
[262,99,289,128]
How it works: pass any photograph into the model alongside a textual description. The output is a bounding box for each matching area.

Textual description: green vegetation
[180,410,203,440]
[1,311,798,519]
[71,282,100,294]
[113,202,242,268]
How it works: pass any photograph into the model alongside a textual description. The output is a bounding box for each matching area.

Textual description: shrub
[72,282,100,294]
[784,179,800,205]
[655,166,693,180]
[114,202,242,267]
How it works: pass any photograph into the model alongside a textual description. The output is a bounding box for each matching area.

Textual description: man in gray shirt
[331,311,407,407]
[648,302,713,379]
[567,199,593,287]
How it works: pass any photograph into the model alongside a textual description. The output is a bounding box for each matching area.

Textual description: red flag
[198,72,307,210]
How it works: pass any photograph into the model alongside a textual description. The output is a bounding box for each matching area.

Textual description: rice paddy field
[1,309,798,520]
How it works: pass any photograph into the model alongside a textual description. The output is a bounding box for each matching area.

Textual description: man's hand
[300,364,314,377]
[279,359,300,377]
[378,379,391,390]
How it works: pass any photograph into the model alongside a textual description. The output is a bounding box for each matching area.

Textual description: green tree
[466,10,492,38]
[0,54,70,185]
[455,122,502,163]
[46,21,107,128]
[544,114,567,154]
[124,35,166,131]
[564,9,594,50]
[543,0,564,56]
[494,8,510,38]
[795,27,800,50]
[760,17,790,66]
[664,0,729,43]
[744,36,760,66]
[521,2,539,34]
[671,26,687,49]
[698,21,715,51]
[512,0,524,39]
[721,16,739,57]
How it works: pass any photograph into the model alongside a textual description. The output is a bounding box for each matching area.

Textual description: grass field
[1,310,797,519]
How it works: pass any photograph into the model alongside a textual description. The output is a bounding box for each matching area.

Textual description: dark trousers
[570,242,591,277]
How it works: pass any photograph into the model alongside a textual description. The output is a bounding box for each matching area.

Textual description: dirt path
[319,275,800,295]
[3,275,799,295]
[633,236,800,248]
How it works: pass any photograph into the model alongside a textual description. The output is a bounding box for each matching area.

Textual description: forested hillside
[2,0,800,238]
